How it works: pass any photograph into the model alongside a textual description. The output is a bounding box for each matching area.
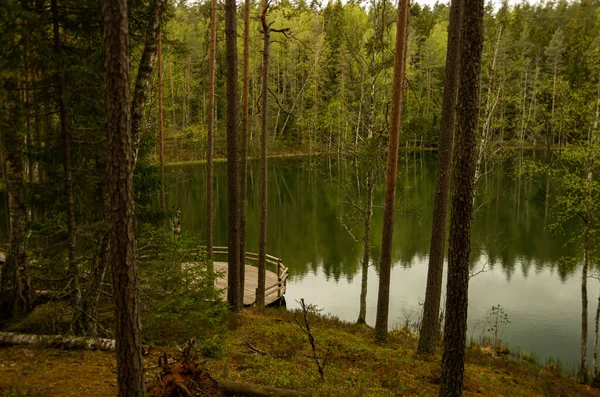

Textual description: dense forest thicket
[0,0,224,340]
[157,0,600,161]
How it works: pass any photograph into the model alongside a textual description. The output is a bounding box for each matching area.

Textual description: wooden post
[277,259,283,297]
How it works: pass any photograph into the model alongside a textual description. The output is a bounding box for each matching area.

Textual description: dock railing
[200,246,288,303]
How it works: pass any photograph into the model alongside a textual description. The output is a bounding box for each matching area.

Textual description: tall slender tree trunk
[102,0,144,392]
[374,0,409,343]
[225,0,241,311]
[474,27,501,189]
[256,0,271,308]
[582,206,590,382]
[51,0,80,333]
[158,33,165,211]
[0,78,32,319]
[238,0,251,306]
[418,0,463,355]
[130,0,166,163]
[549,59,558,147]
[594,288,600,376]
[439,0,484,394]
[170,62,176,127]
[206,0,217,260]
[590,72,600,380]
[357,170,374,324]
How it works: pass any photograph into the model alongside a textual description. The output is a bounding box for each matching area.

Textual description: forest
[0,0,599,395]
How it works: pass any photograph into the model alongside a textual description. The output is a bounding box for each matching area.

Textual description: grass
[205,308,598,396]
[1,307,598,396]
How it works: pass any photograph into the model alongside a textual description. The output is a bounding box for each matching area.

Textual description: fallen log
[217,379,310,397]
[0,332,116,351]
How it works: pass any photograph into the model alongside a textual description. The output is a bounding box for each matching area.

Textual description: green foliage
[151,0,600,159]
[198,335,226,358]
[521,146,600,263]
[137,226,227,345]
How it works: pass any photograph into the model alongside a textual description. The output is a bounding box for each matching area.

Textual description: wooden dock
[204,247,288,307]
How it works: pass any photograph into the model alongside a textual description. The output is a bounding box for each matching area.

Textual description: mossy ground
[1,307,598,396]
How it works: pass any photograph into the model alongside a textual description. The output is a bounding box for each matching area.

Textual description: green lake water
[166,151,590,370]
[0,151,588,370]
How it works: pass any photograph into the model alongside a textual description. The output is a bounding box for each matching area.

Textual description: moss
[1,308,599,396]
[203,308,600,396]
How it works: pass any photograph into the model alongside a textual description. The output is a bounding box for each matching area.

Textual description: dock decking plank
[214,262,281,306]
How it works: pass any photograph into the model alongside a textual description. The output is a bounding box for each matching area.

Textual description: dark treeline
[159,0,600,161]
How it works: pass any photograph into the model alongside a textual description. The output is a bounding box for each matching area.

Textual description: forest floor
[1,307,597,396]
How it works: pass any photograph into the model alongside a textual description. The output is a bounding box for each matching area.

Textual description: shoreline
[164,144,556,167]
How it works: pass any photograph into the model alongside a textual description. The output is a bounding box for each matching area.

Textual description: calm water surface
[166,151,592,370]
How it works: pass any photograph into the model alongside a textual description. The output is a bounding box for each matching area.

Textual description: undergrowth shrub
[137,227,227,348]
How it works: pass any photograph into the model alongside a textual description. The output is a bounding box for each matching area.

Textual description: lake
[0,151,588,369]
[166,151,591,371]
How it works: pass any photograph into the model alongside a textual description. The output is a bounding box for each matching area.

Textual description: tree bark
[374,0,409,343]
[439,0,485,394]
[239,0,251,306]
[51,0,81,334]
[357,170,374,324]
[581,172,592,382]
[225,0,241,311]
[594,287,600,375]
[158,33,165,211]
[130,0,167,164]
[206,0,217,261]
[257,0,271,308]
[418,0,463,355]
[0,332,116,352]
[102,0,145,392]
[0,78,32,319]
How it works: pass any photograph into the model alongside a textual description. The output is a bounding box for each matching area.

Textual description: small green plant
[199,335,226,358]
[470,304,511,350]
[487,304,511,350]
[294,298,331,381]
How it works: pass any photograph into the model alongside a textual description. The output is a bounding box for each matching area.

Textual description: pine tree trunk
[225,0,241,311]
[158,33,165,211]
[257,1,271,308]
[102,0,145,392]
[238,0,251,307]
[374,0,409,343]
[0,78,33,319]
[594,287,600,375]
[439,0,485,394]
[582,218,590,382]
[206,0,216,260]
[51,0,80,333]
[357,170,374,324]
[418,0,463,355]
[581,171,592,382]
